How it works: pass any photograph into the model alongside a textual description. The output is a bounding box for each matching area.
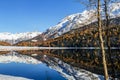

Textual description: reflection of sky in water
[0,62,66,80]
[0,49,119,80]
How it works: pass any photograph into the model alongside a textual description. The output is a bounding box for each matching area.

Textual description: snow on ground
[0,74,32,80]
[0,46,40,51]
[0,46,119,51]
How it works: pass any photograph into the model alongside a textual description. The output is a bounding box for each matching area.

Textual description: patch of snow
[31,40,38,42]
[110,2,120,12]
[0,46,40,51]
[0,74,32,80]
[109,2,120,18]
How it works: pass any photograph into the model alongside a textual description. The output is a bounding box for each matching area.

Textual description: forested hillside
[15,18,120,47]
[0,41,11,46]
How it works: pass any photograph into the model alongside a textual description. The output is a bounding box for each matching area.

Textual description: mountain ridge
[1,2,120,45]
[37,2,120,40]
[0,32,41,44]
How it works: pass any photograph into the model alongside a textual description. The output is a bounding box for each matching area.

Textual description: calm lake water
[0,63,66,80]
[0,49,119,80]
[0,51,66,80]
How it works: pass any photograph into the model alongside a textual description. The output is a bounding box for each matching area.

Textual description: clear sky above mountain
[0,0,85,33]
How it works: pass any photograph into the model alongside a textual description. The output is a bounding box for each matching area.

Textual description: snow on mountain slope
[1,3,119,43]
[44,10,96,39]
[43,2,120,39]
[0,32,41,44]
[110,2,120,12]
[109,2,120,17]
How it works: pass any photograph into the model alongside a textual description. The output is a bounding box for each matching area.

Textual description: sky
[0,0,85,33]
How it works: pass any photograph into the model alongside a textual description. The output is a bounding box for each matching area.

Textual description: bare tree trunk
[97,0,108,80]
[104,0,115,79]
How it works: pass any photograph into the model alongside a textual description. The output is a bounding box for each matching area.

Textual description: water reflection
[0,49,119,80]
[17,50,104,80]
[0,51,66,80]
[53,49,120,78]
[17,49,120,79]
[0,52,40,64]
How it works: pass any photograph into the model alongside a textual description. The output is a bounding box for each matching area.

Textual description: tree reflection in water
[17,49,120,79]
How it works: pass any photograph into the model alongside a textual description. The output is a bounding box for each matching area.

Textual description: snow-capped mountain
[43,10,96,39]
[1,3,119,43]
[42,2,120,40]
[0,32,41,44]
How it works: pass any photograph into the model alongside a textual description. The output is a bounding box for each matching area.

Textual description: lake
[0,49,119,80]
[0,51,66,80]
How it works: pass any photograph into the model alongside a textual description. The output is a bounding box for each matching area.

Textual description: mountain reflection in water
[18,49,120,79]
[0,51,66,80]
[0,49,119,80]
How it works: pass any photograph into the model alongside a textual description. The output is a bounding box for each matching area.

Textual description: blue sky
[0,0,85,33]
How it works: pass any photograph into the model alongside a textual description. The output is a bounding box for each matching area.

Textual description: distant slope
[0,41,11,46]
[0,32,41,44]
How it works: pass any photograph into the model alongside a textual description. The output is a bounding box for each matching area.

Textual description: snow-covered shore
[0,46,120,51]
[0,74,32,80]
[0,46,40,51]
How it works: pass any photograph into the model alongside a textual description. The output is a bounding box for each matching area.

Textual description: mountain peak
[42,2,120,40]
[44,9,96,39]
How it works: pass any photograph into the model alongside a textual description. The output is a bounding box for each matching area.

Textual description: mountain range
[0,2,120,45]
[0,32,41,44]
[32,2,120,42]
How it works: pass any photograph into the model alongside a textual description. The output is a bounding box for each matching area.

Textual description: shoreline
[0,46,120,51]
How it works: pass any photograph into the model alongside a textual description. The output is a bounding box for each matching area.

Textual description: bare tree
[97,0,108,80]
[103,0,115,79]
[77,0,109,79]
[103,0,120,79]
